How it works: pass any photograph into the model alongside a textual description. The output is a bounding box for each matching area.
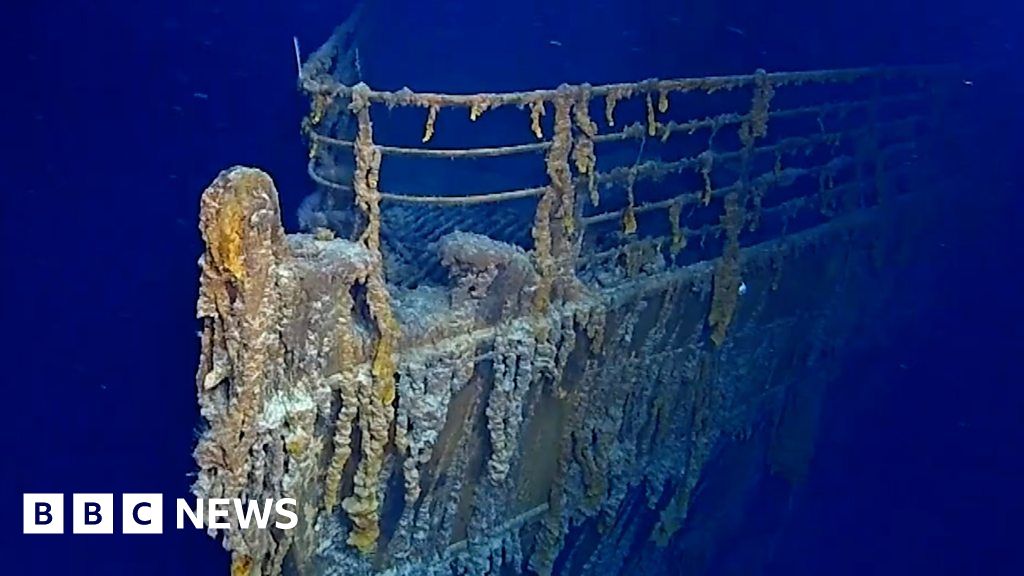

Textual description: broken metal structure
[192,9,953,576]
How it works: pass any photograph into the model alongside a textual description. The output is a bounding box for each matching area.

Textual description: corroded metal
[193,7,951,575]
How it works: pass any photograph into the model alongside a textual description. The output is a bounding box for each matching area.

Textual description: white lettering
[207,498,231,529]
[176,498,204,529]
[233,499,274,529]
[274,498,298,530]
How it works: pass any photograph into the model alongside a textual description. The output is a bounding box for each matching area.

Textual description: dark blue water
[4,1,1021,574]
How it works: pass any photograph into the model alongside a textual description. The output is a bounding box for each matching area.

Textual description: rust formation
[193,7,954,576]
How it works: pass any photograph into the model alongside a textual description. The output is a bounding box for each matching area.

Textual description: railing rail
[300,59,950,294]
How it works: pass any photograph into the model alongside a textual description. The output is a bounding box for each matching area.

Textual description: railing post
[708,70,774,346]
[340,82,399,555]
[534,85,581,312]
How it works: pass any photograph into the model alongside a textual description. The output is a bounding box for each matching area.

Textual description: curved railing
[298,21,951,293]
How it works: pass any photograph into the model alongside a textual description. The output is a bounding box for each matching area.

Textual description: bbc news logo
[23,494,298,534]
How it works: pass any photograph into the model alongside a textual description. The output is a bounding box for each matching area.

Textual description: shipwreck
[190,6,955,575]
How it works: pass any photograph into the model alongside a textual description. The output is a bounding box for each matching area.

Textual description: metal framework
[299,24,947,291]
[190,7,954,576]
